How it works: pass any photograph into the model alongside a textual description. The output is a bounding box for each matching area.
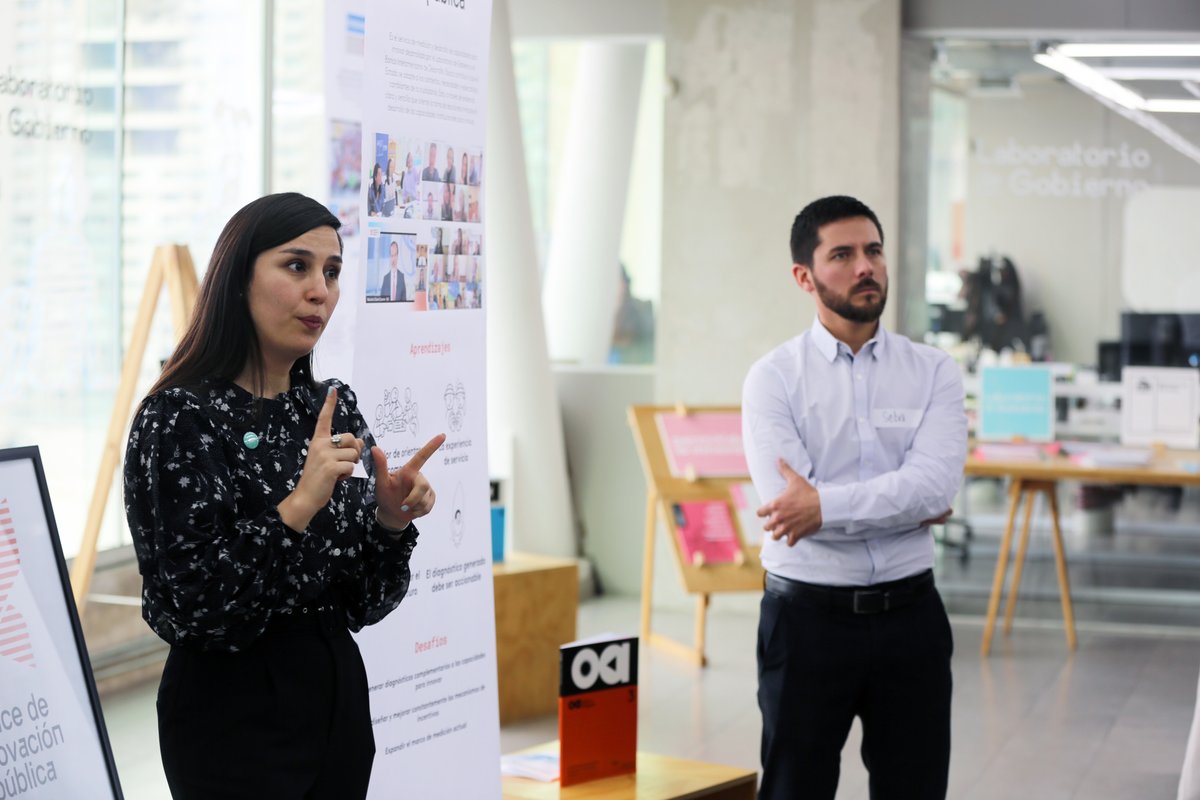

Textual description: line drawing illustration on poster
[444,381,465,433]
[375,387,420,438]
[451,483,465,547]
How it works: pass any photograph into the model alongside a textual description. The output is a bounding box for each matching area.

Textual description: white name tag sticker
[871,408,923,429]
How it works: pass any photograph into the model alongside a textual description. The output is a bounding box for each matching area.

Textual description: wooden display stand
[628,405,762,668]
[493,553,579,724]
[69,245,199,612]
[502,742,756,799]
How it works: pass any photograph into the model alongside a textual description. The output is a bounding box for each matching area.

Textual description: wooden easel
[69,245,199,611]
[628,404,763,667]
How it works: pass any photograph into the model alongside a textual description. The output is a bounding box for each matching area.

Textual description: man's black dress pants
[757,570,953,800]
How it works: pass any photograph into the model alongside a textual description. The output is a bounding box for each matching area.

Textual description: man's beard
[812,274,888,323]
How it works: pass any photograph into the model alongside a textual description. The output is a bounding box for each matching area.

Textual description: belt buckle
[853,590,888,614]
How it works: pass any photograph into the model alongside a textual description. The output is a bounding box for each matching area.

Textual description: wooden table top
[501,743,757,800]
[964,447,1200,486]
[493,552,580,577]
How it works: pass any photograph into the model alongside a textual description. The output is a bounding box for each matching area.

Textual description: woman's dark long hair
[146,192,341,399]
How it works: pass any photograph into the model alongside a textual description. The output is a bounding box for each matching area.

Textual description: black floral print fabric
[124,378,417,652]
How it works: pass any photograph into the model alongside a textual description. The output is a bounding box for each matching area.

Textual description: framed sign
[978,366,1055,442]
[654,411,748,478]
[0,447,124,798]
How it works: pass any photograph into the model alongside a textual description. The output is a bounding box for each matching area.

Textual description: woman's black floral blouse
[124,378,418,653]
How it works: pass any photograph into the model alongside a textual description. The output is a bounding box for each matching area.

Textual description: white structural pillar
[485,0,576,557]
[542,42,646,366]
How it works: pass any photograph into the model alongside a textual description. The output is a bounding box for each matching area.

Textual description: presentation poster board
[0,447,123,799]
[1121,366,1200,449]
[654,411,748,478]
[978,366,1055,442]
[352,2,500,798]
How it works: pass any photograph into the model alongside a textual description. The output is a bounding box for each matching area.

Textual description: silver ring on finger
[331,433,344,447]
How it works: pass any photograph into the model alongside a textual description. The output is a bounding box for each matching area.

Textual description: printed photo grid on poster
[364,133,484,313]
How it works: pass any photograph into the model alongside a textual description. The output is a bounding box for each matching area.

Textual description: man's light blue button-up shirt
[742,318,968,586]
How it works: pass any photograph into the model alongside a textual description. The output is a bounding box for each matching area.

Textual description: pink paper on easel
[674,501,742,564]
[655,413,747,478]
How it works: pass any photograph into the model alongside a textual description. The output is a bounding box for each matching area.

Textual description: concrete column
[898,36,932,339]
[542,42,647,366]
[658,0,901,404]
[485,0,576,557]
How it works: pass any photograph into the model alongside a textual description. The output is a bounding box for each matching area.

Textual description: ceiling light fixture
[1036,44,1200,113]
[1054,43,1200,59]
[1031,44,1200,165]
[1033,49,1145,109]
[1143,98,1200,113]
[1094,67,1200,82]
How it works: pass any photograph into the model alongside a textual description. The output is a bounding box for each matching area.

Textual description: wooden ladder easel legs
[639,489,709,667]
[68,245,198,612]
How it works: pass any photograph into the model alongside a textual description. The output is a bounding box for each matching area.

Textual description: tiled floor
[99,481,1200,798]
[103,595,1200,799]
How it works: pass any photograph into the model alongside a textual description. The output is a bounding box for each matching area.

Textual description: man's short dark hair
[790,195,884,266]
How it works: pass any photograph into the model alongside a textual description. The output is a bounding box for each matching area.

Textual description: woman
[441,183,454,221]
[455,185,467,222]
[384,156,398,202]
[367,163,385,216]
[401,151,420,204]
[125,193,444,799]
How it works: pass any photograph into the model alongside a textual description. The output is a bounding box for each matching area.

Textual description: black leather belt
[264,602,348,636]
[764,569,933,615]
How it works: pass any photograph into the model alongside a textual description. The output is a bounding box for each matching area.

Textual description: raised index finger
[404,433,447,472]
[314,387,337,438]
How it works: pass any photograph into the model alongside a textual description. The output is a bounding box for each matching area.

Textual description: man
[743,195,965,800]
[468,155,479,186]
[444,147,458,184]
[378,239,407,302]
[422,143,440,182]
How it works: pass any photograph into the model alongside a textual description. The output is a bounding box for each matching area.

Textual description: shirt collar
[810,316,888,363]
